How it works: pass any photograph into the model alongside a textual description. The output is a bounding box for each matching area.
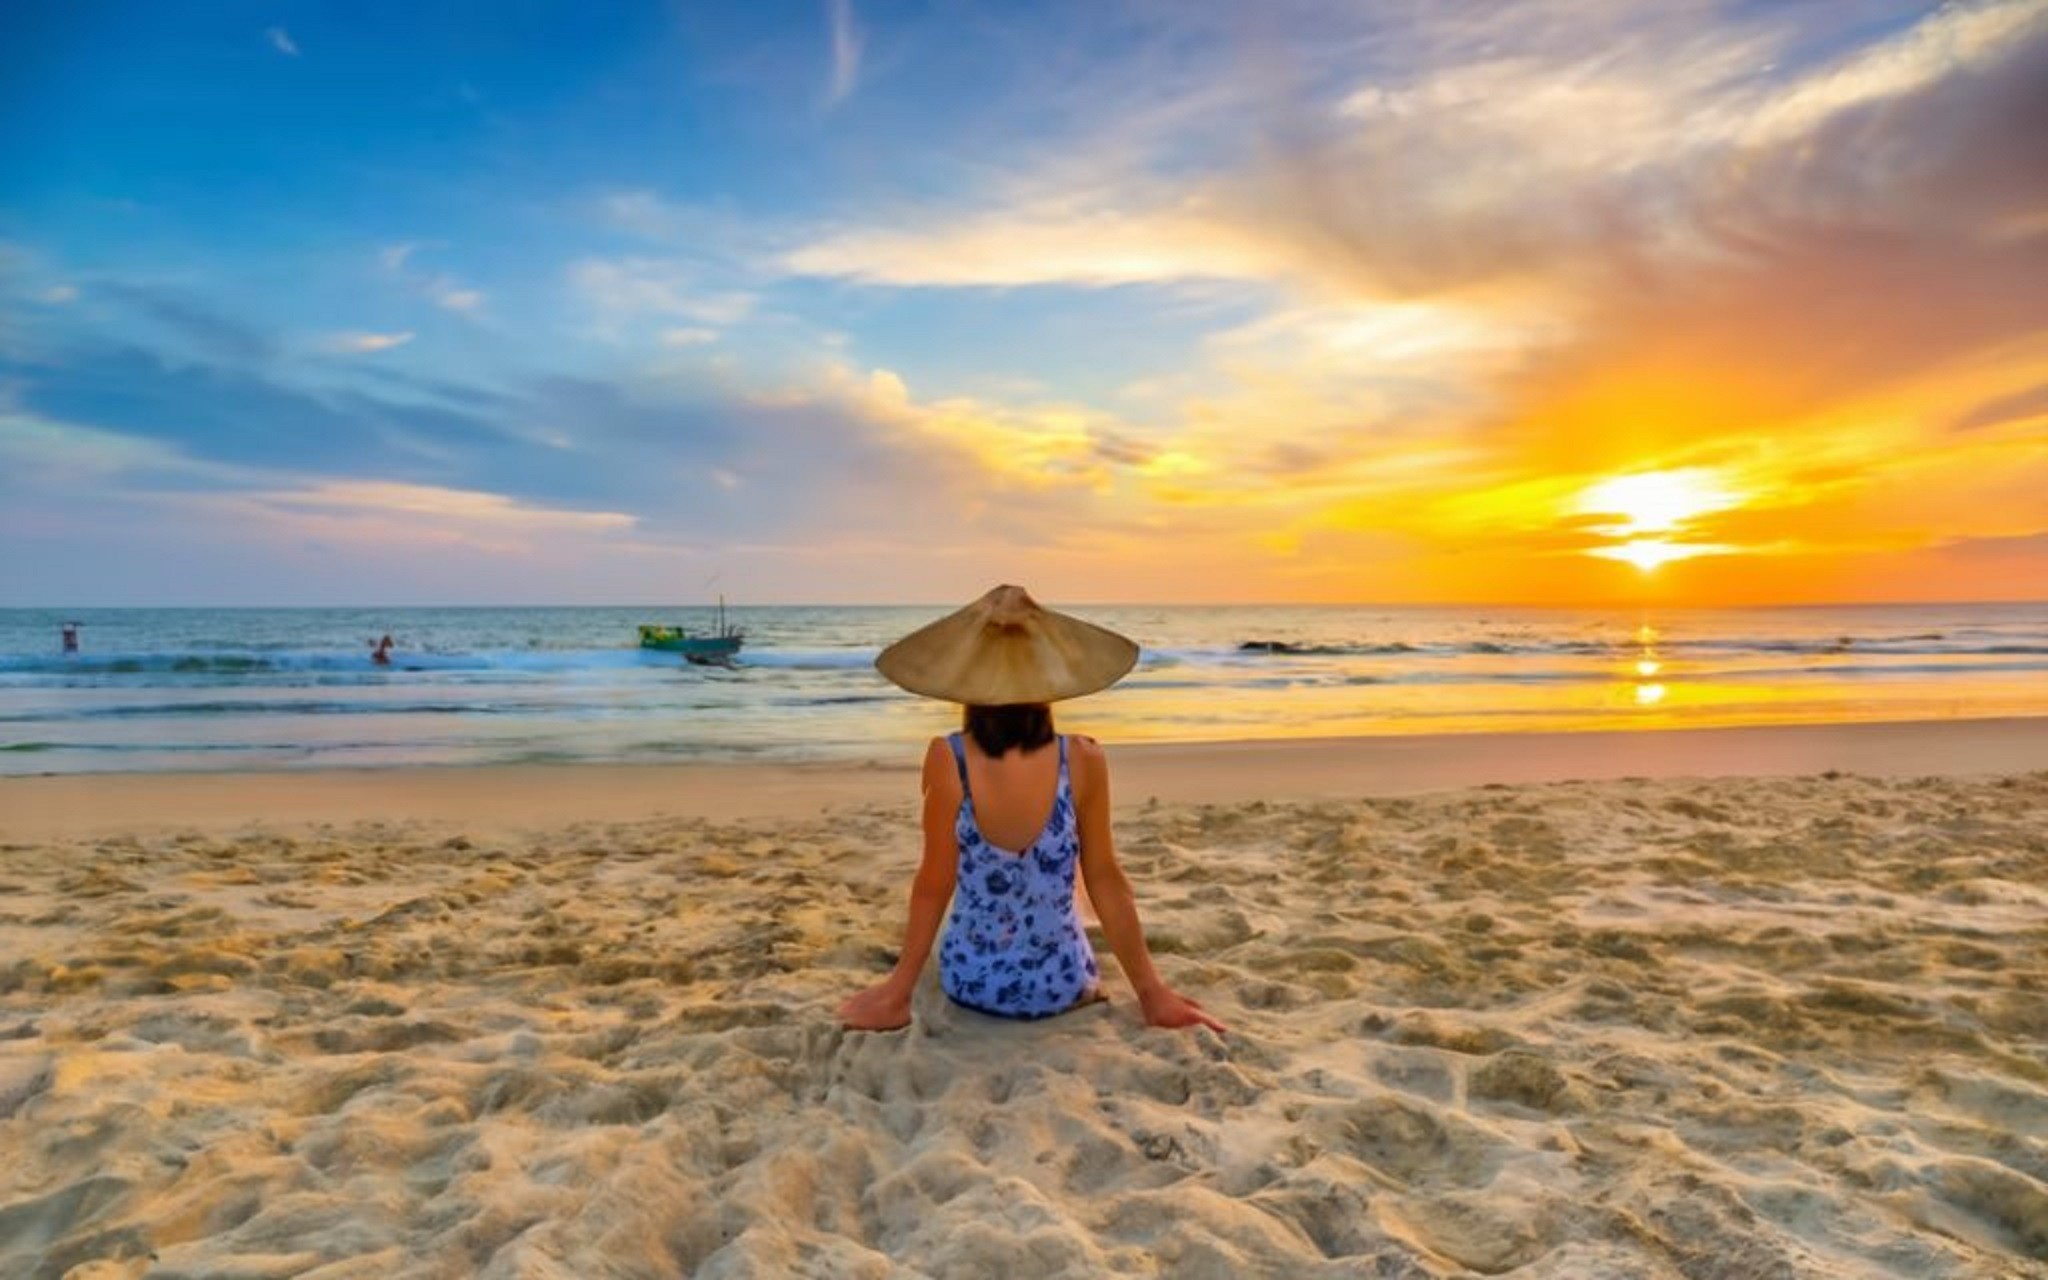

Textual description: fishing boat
[637,598,744,665]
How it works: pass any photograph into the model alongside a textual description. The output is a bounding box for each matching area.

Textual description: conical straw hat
[875,585,1139,705]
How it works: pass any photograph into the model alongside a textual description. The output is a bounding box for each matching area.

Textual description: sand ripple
[2,772,2045,1276]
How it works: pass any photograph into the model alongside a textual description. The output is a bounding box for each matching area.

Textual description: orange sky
[3,1,2044,605]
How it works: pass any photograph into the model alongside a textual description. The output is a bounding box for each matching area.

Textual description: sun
[1576,468,1736,536]
[1575,467,1742,571]
[1596,539,1696,571]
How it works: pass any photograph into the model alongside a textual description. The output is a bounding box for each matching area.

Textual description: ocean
[1,602,2044,775]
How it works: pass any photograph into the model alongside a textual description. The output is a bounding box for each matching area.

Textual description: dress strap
[947,732,971,796]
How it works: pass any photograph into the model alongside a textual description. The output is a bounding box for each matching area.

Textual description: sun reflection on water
[1631,620,1665,708]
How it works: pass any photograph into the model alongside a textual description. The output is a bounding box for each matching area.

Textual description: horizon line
[3,598,2044,612]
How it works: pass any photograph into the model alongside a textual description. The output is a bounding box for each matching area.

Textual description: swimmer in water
[371,634,394,666]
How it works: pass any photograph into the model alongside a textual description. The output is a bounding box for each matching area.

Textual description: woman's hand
[1139,985,1227,1034]
[838,979,914,1031]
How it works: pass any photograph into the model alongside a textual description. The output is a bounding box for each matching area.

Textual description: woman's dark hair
[964,703,1055,757]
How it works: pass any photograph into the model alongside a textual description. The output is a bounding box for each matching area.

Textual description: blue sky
[3,1,2045,604]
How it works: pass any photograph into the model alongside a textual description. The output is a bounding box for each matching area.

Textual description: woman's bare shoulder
[1067,734,1110,795]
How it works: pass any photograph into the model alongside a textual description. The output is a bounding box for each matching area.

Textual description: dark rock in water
[1238,640,1298,653]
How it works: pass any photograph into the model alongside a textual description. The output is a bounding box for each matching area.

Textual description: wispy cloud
[379,243,487,316]
[12,1,2047,603]
[0,411,228,487]
[568,257,756,336]
[782,1,2047,300]
[763,361,1159,504]
[597,192,682,238]
[824,0,863,107]
[1952,383,2048,434]
[0,407,641,577]
[783,205,1284,288]
[324,331,415,354]
[96,282,276,364]
[759,0,2048,597]
[240,479,634,535]
[266,27,299,57]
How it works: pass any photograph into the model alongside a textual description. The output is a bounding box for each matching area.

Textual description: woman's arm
[838,737,961,1030]
[1073,737,1227,1034]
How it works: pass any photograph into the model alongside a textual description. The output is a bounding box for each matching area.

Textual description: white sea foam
[2,603,2043,773]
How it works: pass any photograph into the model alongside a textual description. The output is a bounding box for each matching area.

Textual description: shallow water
[2,602,2044,773]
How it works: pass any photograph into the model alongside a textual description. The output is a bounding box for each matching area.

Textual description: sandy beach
[4,719,2046,1277]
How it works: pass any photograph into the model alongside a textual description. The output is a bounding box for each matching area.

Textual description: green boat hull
[637,626,744,662]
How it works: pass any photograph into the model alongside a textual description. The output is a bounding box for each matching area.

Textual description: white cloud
[784,204,1286,288]
[1733,0,2048,149]
[778,1,2047,299]
[1213,298,1566,371]
[768,362,1157,500]
[661,327,719,347]
[0,412,217,485]
[376,243,486,316]
[41,284,78,304]
[0,404,637,564]
[251,480,633,529]
[186,480,639,558]
[267,27,299,57]
[569,257,757,331]
[591,193,786,258]
[825,0,863,107]
[324,331,415,354]
[600,192,674,237]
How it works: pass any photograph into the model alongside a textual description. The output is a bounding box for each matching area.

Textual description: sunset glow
[1589,539,1727,573]
[1576,469,1741,539]
[2,2,2044,606]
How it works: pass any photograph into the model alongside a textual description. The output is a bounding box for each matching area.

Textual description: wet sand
[2,720,2046,1277]
[7,716,2047,839]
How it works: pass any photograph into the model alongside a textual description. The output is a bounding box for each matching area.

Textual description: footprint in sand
[1313,1095,1507,1190]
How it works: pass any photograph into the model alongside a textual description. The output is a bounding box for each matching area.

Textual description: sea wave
[1221,634,2048,660]
[5,628,2042,682]
[3,602,2042,777]
[0,646,877,678]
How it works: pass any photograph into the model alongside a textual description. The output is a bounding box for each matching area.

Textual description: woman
[838,585,1225,1034]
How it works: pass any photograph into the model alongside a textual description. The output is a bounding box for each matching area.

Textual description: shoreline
[5,714,2044,839]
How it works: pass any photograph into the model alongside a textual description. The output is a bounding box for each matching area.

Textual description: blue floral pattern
[939,733,1099,1018]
